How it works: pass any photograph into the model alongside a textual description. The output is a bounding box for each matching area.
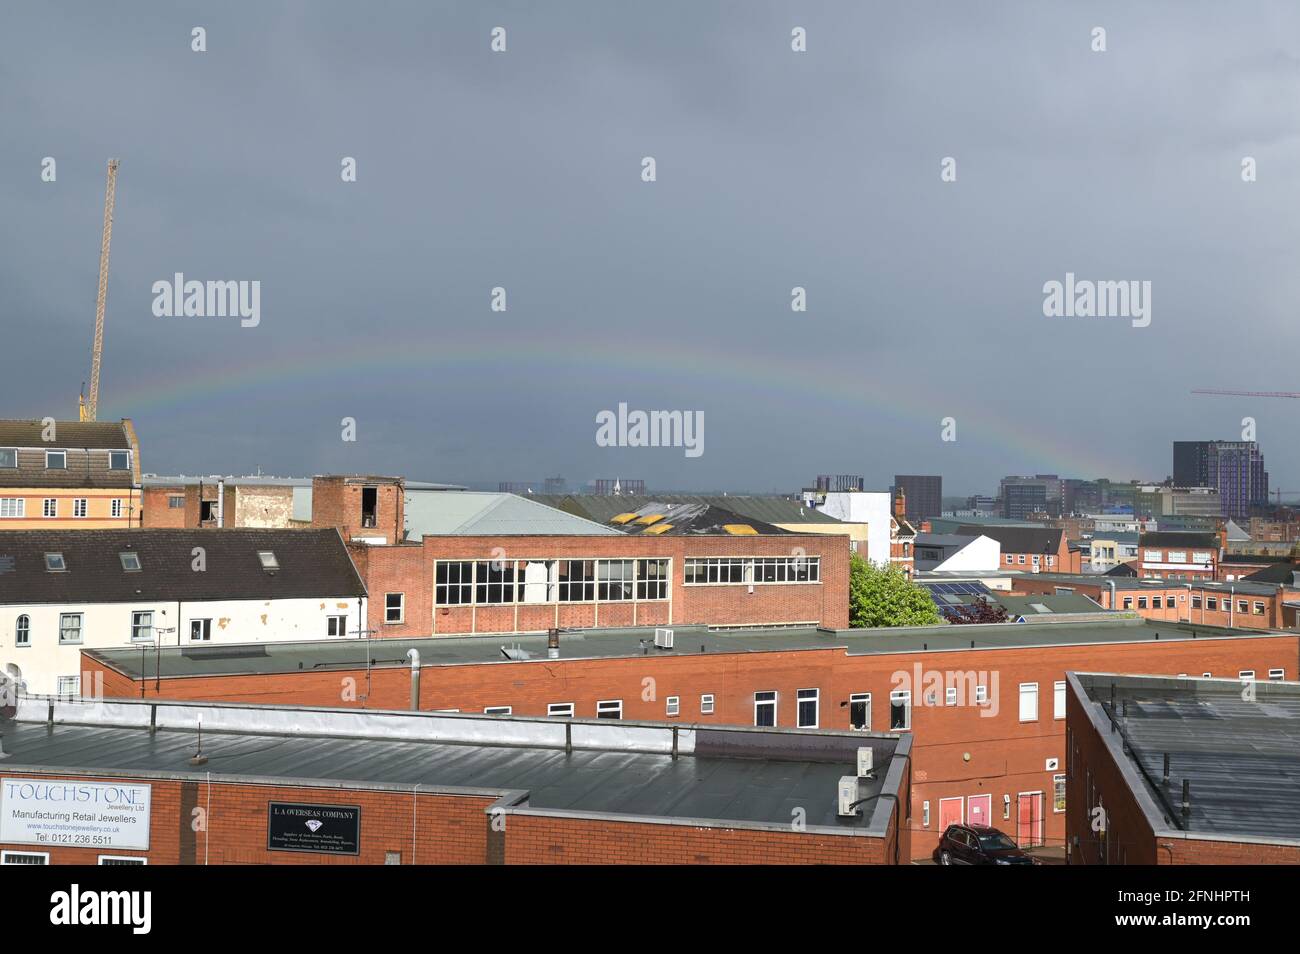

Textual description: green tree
[848,553,943,628]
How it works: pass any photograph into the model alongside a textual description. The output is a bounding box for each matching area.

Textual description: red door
[968,794,992,828]
[938,797,964,830]
[1017,793,1044,847]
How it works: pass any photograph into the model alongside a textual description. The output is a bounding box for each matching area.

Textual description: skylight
[119,551,142,572]
[257,551,279,570]
[44,552,66,572]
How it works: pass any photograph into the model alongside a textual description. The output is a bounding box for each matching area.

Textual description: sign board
[267,802,360,855]
[0,778,151,850]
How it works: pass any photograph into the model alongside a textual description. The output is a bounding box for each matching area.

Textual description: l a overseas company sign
[0,778,151,850]
[267,802,361,855]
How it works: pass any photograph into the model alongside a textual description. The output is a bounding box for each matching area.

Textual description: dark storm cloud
[2,1,1298,494]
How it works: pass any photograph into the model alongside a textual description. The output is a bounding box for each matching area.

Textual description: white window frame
[484,706,512,715]
[666,696,680,717]
[59,612,83,645]
[754,690,778,727]
[15,615,30,647]
[130,610,153,642]
[72,498,88,518]
[190,618,212,642]
[56,675,80,697]
[796,688,819,728]
[596,699,623,720]
[700,693,715,715]
[108,450,131,471]
[944,687,958,707]
[1053,773,1067,814]
[889,690,911,731]
[1,851,49,865]
[327,614,348,637]
[1239,670,1255,681]
[119,551,142,572]
[1019,682,1039,723]
[547,702,574,718]
[0,498,25,518]
[1054,681,1067,720]
[111,498,124,518]
[0,448,15,469]
[45,450,67,470]
[384,592,404,624]
[1268,669,1285,681]
[975,684,988,705]
[43,497,57,518]
[849,692,871,731]
[98,855,146,865]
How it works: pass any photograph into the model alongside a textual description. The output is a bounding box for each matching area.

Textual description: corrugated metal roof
[404,492,620,539]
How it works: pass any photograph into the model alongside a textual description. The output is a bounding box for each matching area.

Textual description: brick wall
[85,631,1300,860]
[357,531,850,637]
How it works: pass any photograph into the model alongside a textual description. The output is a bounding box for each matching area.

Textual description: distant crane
[1191,389,1300,399]
[79,158,120,422]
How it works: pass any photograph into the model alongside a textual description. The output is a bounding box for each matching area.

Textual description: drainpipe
[406,648,420,711]
[1106,579,1117,611]
[1229,585,1235,627]
[217,479,225,528]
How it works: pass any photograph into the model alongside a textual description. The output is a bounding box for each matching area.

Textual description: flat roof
[84,616,1289,681]
[993,571,1282,597]
[1071,672,1300,845]
[1,697,904,834]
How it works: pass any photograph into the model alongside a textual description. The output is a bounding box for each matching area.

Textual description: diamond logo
[305,819,323,832]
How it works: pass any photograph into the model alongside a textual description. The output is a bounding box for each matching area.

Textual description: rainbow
[94,329,1113,477]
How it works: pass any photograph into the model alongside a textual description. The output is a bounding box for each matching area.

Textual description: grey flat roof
[1,698,903,833]
[1073,672,1300,844]
[84,617,1285,681]
[999,571,1281,597]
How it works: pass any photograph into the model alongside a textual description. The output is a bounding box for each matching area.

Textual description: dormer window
[44,552,66,572]
[0,449,15,468]
[119,551,141,572]
[257,551,278,570]
[109,450,130,471]
[45,450,67,470]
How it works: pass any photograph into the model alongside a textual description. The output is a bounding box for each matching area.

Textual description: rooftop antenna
[189,714,208,766]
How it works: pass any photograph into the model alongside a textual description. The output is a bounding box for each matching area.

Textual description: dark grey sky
[4,2,1299,495]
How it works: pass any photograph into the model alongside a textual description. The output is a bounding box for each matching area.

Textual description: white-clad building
[0,528,366,695]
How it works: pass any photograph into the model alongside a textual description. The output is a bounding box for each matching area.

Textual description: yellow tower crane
[80,158,120,422]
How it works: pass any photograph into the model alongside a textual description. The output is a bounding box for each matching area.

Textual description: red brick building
[967,525,1082,574]
[0,696,910,865]
[1066,672,1300,864]
[82,616,1299,860]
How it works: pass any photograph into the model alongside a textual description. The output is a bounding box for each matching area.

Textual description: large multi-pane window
[59,613,83,645]
[596,559,634,601]
[684,555,819,585]
[131,611,153,642]
[433,558,670,606]
[636,559,669,599]
[435,561,474,604]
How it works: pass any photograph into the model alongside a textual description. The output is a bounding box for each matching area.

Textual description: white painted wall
[0,596,365,695]
[929,536,1001,573]
[819,491,892,567]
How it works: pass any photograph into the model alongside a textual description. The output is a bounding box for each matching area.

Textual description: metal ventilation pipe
[547,628,560,660]
[406,648,420,710]
[1106,579,1117,610]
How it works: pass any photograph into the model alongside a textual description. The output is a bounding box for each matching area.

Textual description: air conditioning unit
[1045,757,1059,771]
[837,776,860,817]
[654,628,674,650]
[857,746,874,777]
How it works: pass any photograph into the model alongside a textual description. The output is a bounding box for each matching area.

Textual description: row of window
[1143,550,1213,563]
[683,556,820,585]
[34,550,278,574]
[0,498,126,519]
[432,559,670,606]
[11,611,351,647]
[1003,553,1056,567]
[0,851,143,865]
[1122,593,1268,615]
[0,449,130,471]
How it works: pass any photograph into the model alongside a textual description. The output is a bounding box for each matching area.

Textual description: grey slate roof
[1073,672,1300,843]
[1138,531,1220,548]
[957,524,1062,554]
[83,617,1281,680]
[0,419,131,449]
[403,492,620,539]
[0,529,365,603]
[535,494,843,526]
[1,698,904,833]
